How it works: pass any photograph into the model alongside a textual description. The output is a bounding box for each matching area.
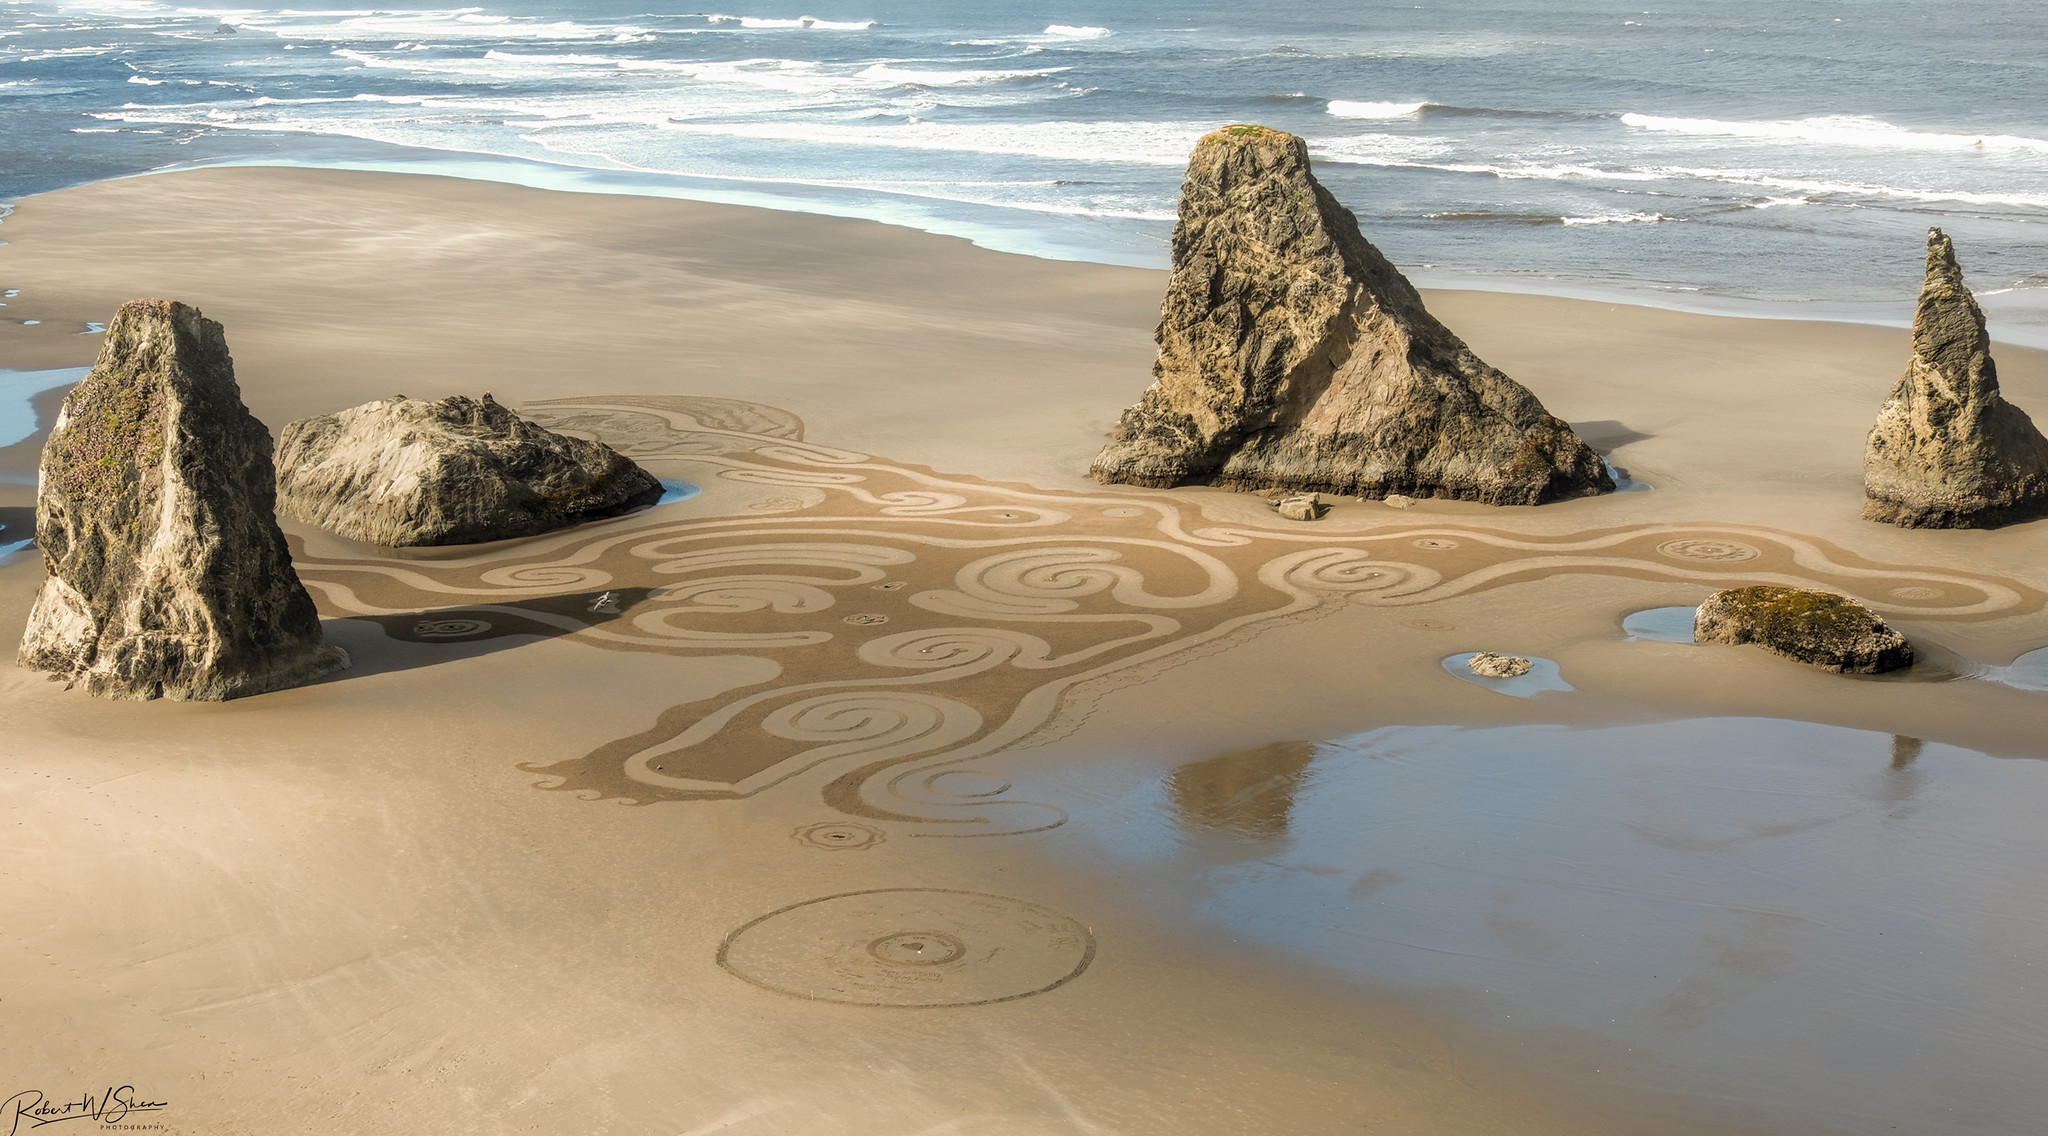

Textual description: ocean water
[3,0,2047,340]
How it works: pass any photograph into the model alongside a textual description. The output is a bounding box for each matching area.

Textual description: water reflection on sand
[1167,740,1319,841]
[1085,717,2048,1134]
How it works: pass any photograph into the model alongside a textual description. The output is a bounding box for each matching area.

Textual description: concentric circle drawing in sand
[717,888,1094,1007]
[412,617,490,637]
[1657,537,1761,562]
[792,821,885,850]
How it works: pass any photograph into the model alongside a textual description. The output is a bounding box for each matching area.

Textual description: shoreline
[3,163,2047,1135]
[10,152,2048,350]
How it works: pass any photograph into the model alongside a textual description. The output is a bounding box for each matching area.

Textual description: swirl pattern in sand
[288,396,2043,834]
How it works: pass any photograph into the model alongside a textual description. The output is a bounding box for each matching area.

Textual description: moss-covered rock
[275,394,663,547]
[17,299,348,701]
[1088,124,1612,506]
[1693,586,1913,674]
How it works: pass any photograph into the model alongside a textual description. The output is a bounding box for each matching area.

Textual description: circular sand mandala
[718,888,1094,1007]
[793,822,885,850]
[1657,537,1760,563]
[412,618,490,637]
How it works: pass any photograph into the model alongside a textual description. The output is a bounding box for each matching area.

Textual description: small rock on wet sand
[1467,652,1534,678]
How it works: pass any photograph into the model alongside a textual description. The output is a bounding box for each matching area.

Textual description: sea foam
[857,63,1062,85]
[1622,112,2048,155]
[707,15,878,30]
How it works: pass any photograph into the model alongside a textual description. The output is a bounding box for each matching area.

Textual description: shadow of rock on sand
[325,587,657,677]
[1570,419,1655,450]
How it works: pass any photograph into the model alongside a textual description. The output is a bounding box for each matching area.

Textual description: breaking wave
[1326,99,1428,119]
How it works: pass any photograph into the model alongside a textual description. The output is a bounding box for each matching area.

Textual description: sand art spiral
[286,395,2044,835]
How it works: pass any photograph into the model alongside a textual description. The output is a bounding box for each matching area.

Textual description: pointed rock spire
[1863,228,2048,528]
[17,299,348,700]
[1088,124,1612,505]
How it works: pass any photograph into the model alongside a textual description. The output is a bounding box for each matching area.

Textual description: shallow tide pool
[0,366,86,450]
[1066,716,2048,1134]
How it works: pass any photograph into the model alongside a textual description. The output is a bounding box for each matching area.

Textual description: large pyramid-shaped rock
[1863,228,2048,529]
[1090,125,1612,505]
[276,395,663,547]
[17,300,347,700]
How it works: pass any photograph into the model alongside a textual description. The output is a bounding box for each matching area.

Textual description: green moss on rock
[1693,586,1913,674]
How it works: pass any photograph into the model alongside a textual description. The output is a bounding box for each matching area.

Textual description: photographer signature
[3,1088,168,1132]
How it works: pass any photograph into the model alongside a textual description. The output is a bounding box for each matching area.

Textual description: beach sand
[2,167,2045,1135]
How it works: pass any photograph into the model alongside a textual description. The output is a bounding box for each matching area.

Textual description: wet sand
[2,167,2046,1135]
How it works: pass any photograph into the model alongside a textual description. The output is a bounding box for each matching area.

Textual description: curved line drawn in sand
[288,395,2046,836]
[716,888,1096,1008]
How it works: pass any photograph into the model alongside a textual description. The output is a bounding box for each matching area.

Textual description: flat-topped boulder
[1693,586,1913,674]
[1863,228,2048,529]
[17,299,347,700]
[276,394,663,546]
[1089,124,1613,506]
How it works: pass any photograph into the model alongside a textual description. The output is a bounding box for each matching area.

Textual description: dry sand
[2,167,2045,1134]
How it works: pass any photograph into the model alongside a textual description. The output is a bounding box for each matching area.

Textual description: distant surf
[1326,99,1428,118]
[7,0,2047,343]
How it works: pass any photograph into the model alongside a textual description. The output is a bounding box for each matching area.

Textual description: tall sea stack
[1862,228,2048,529]
[17,299,347,700]
[1089,124,1612,505]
